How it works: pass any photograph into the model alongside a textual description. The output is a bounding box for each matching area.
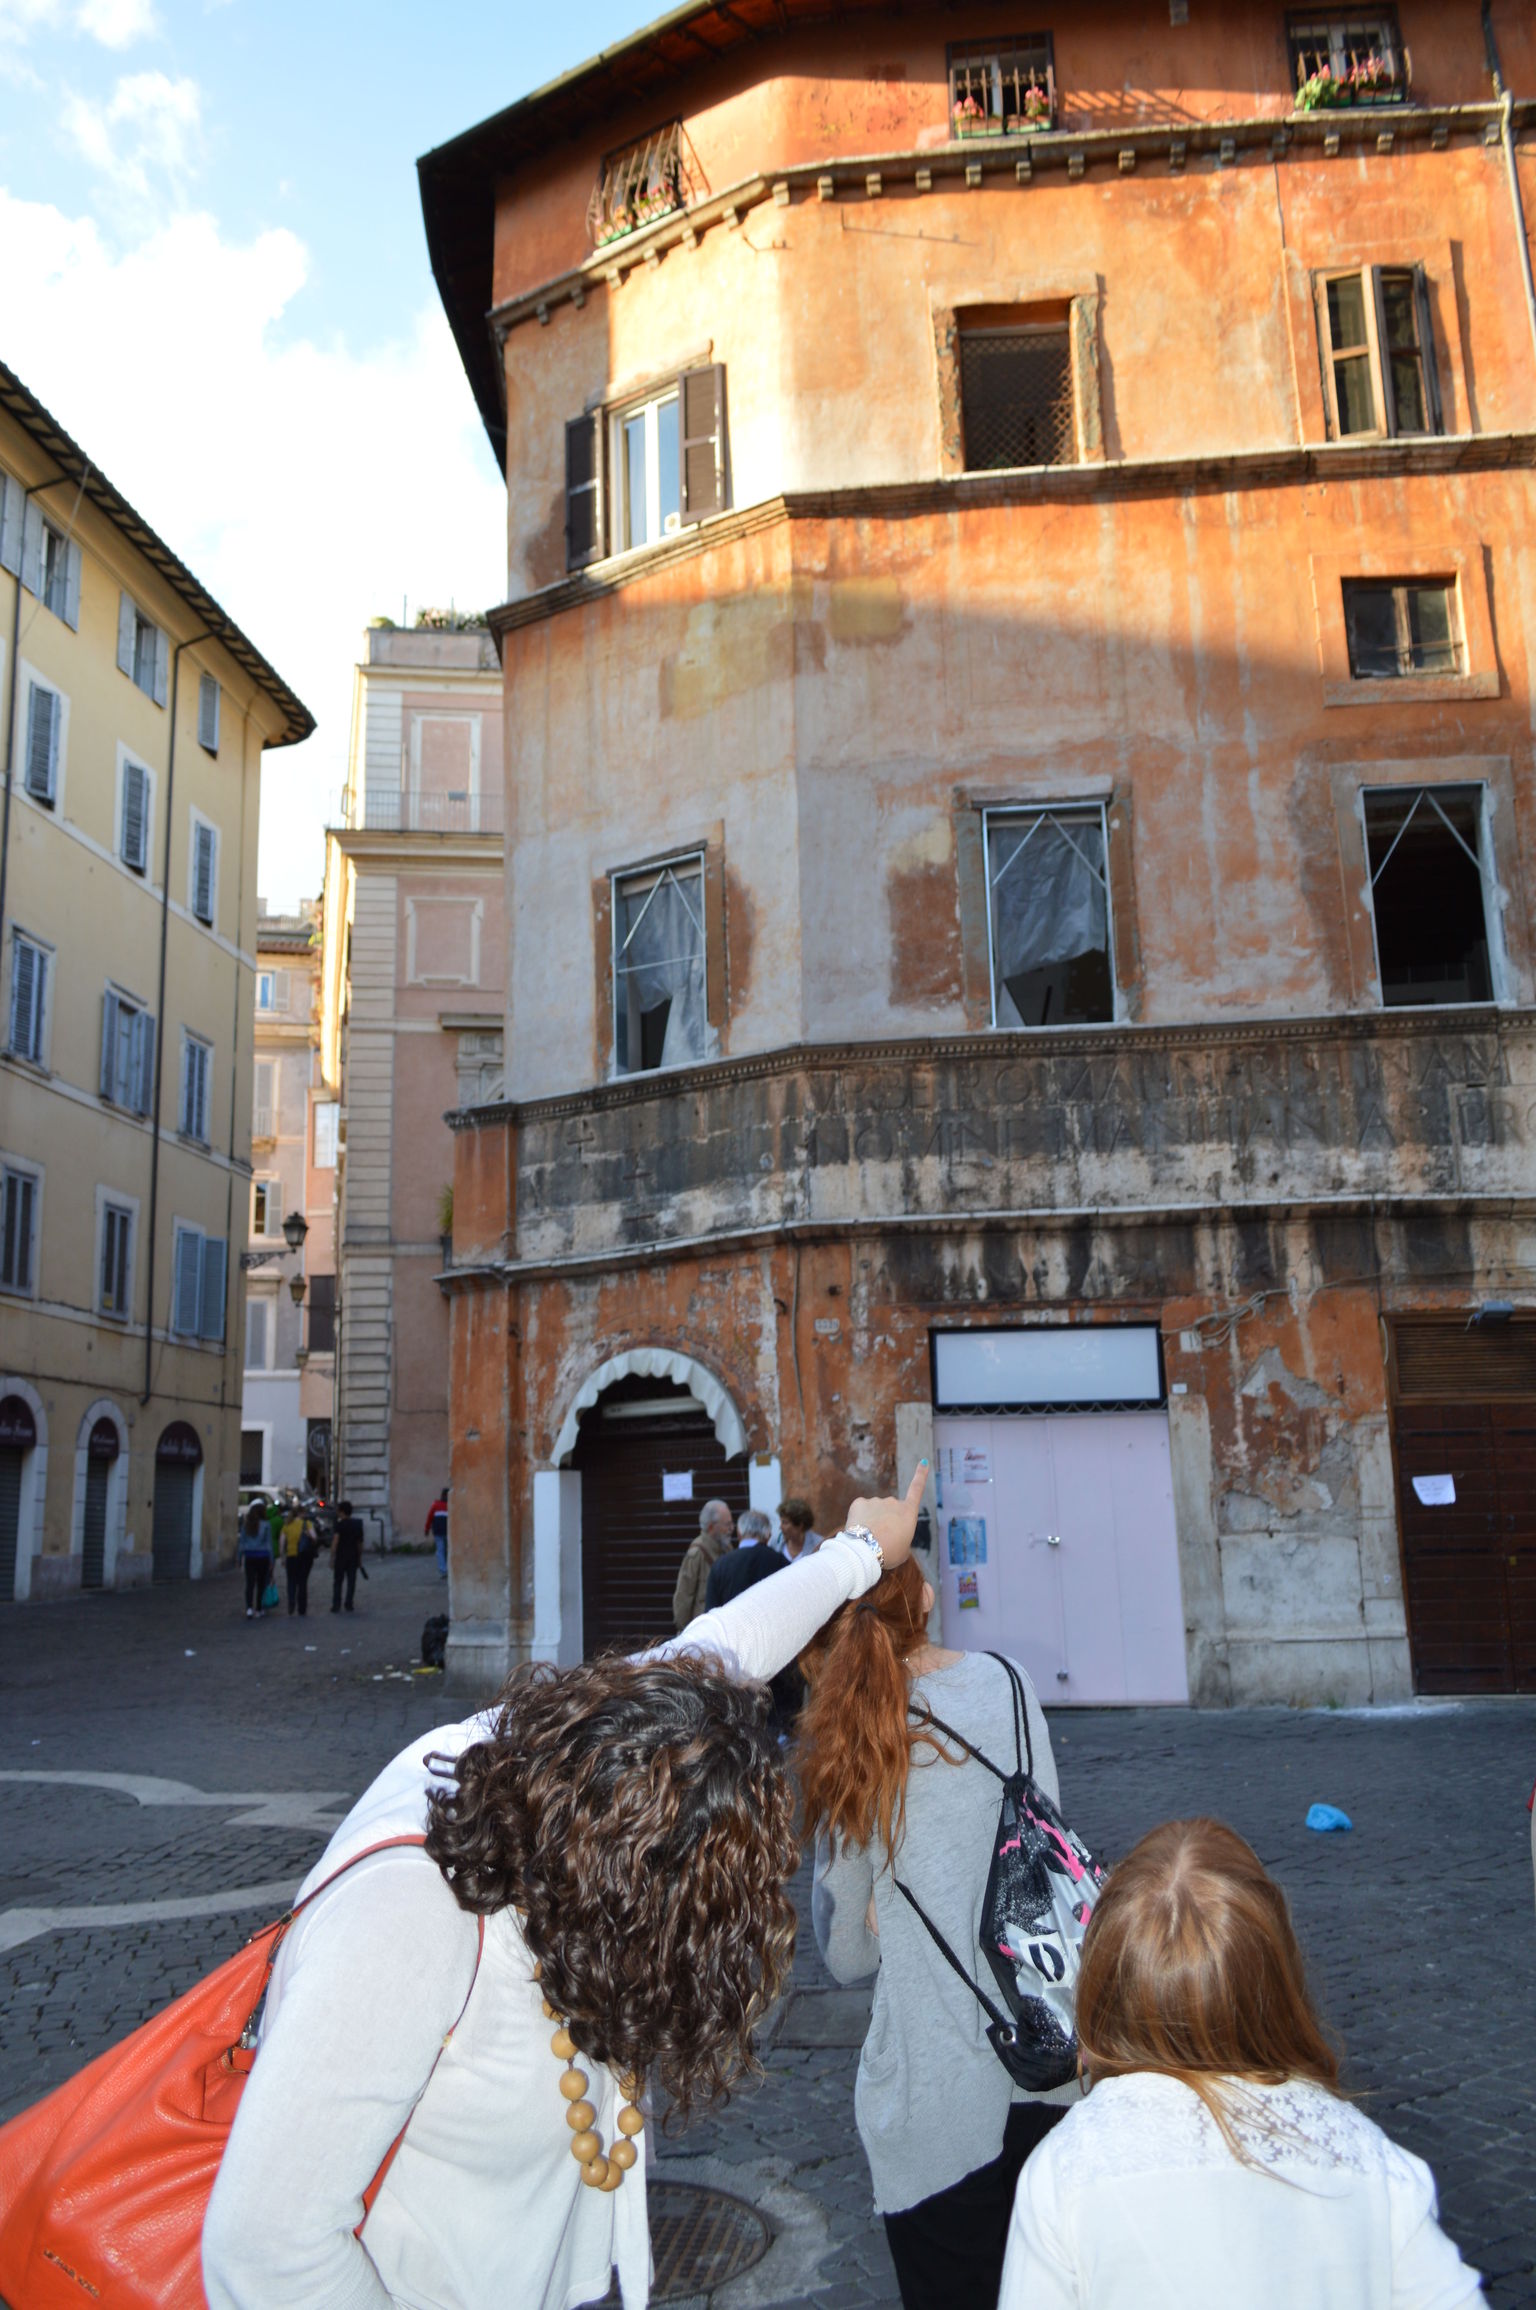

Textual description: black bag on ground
[421,1614,449,1669]
[894,1653,1106,2091]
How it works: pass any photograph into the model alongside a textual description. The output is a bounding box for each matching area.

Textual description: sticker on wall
[1411,1474,1456,1507]
[957,1570,981,1611]
[959,1447,992,1486]
[948,1516,987,1566]
[662,1470,694,1503]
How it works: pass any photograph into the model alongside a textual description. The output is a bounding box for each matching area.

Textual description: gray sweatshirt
[812,1650,1079,2217]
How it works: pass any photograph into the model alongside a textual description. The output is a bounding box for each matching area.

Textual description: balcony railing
[340,786,504,836]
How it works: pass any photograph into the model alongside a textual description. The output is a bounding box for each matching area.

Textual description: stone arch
[551,1345,747,1467]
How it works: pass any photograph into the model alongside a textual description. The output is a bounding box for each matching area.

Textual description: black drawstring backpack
[894,1653,1106,2091]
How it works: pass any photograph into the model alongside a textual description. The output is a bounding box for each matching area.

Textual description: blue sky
[0,0,643,903]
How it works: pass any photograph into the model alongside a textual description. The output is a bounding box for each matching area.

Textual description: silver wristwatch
[842,1523,884,1571]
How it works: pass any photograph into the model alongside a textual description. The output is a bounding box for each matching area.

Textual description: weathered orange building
[420,0,1536,1703]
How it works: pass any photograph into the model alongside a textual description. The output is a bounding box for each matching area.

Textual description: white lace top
[999,2072,1484,2310]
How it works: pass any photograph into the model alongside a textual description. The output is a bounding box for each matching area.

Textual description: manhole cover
[649,2181,772,2301]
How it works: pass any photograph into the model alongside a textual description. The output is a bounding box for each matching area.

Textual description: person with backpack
[237,1500,272,1620]
[330,1501,365,1613]
[999,1818,1483,2310]
[798,1557,1077,2310]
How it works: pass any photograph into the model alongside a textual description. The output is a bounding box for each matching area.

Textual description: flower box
[955,113,1004,136]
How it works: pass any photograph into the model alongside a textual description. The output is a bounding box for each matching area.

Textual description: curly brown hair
[423,1653,798,2121]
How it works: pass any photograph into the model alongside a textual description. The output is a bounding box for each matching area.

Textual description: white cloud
[61,70,202,205]
[76,0,159,48]
[0,189,506,907]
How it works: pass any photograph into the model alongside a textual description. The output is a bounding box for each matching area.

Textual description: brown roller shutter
[1394,1321,1536,1401]
[574,1392,749,1657]
[565,411,605,570]
[679,365,726,524]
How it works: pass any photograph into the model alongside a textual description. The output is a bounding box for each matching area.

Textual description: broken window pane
[986,807,1113,1028]
[961,329,1074,469]
[1363,785,1493,1007]
[614,858,708,1074]
[1343,580,1460,678]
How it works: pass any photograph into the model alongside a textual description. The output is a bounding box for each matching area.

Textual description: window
[613,855,708,1074]
[587,119,700,248]
[8,932,49,1063]
[24,678,62,805]
[240,1428,266,1485]
[245,1297,271,1371]
[99,988,156,1115]
[172,1223,227,1341]
[197,673,221,754]
[313,1101,339,1169]
[565,365,727,570]
[21,510,82,629]
[120,756,151,873]
[116,592,168,705]
[1320,268,1439,439]
[984,805,1115,1028]
[0,471,22,575]
[100,1201,134,1317]
[960,320,1075,469]
[1343,580,1461,680]
[252,1177,278,1237]
[180,1033,212,1142]
[1363,786,1494,1007]
[1,1166,38,1295]
[1288,12,1405,104]
[190,817,218,927]
[252,1061,276,1142]
[307,1271,336,1355]
[948,34,1055,133]
[256,970,289,1013]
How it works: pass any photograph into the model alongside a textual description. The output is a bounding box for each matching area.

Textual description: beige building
[320,616,504,1544]
[239,901,336,1495]
[0,358,311,1598]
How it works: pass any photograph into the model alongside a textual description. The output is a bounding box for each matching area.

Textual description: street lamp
[288,1272,308,1307]
[282,1211,309,1254]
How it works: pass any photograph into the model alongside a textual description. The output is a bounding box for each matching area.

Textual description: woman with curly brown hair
[798,1556,1071,2310]
[201,1468,927,2310]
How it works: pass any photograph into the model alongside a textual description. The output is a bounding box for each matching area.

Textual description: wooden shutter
[100,990,120,1098]
[193,822,216,923]
[0,475,20,576]
[173,1228,202,1335]
[565,412,605,570]
[152,626,169,708]
[122,761,148,871]
[198,673,220,753]
[19,501,43,597]
[3,1171,34,1293]
[117,592,137,677]
[63,540,81,631]
[180,1036,195,1134]
[679,365,726,523]
[11,940,37,1057]
[1413,265,1443,435]
[198,1235,227,1341]
[26,686,57,802]
[132,1008,156,1115]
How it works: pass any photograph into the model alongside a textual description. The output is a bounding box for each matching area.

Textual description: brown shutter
[1413,265,1443,435]
[679,364,726,524]
[565,412,604,570]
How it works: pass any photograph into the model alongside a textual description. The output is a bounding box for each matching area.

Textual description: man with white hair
[704,1508,784,1614]
[671,1497,735,1631]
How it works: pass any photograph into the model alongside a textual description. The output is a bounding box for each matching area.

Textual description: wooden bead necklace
[533,1963,643,2192]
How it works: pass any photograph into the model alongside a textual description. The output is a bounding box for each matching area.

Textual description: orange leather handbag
[0,1832,481,2310]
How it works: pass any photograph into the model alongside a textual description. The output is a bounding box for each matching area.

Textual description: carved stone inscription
[513,1022,1533,1264]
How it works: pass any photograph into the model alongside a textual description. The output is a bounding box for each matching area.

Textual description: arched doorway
[152,1421,203,1581]
[570,1374,750,1657]
[0,1393,39,1603]
[82,1416,122,1589]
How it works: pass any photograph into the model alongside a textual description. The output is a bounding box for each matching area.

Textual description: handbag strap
[891,1876,1012,2032]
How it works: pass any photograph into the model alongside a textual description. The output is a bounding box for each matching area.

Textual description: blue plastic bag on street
[1306,1802,1352,1833]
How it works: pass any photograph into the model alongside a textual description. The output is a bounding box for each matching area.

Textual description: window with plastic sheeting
[612,855,709,1075]
[960,326,1074,470]
[1343,579,1460,680]
[1363,784,1496,1008]
[984,805,1115,1028]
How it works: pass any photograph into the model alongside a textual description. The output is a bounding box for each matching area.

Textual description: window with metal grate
[960,329,1074,470]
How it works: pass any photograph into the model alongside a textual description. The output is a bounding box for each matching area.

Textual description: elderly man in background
[704,1508,783,1613]
[672,1497,735,1631]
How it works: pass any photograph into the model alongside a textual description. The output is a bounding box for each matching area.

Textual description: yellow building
[0,358,312,1599]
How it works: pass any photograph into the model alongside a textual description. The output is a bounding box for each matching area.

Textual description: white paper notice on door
[960,1447,992,1486]
[1411,1474,1456,1507]
[662,1470,694,1503]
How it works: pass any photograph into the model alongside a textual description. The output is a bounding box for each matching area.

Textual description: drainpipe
[141,630,211,1406]
[1483,0,1536,373]
[0,475,77,1025]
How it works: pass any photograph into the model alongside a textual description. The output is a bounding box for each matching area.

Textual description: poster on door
[956,1570,981,1611]
[948,1516,987,1566]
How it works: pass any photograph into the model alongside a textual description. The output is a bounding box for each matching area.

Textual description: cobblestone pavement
[2,1565,1533,2308]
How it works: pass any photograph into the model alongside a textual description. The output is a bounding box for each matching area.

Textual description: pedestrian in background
[705,1509,782,1611]
[331,1501,365,1614]
[279,1498,316,1618]
[426,1486,449,1580]
[799,1556,1070,2310]
[775,1497,823,1561]
[671,1498,734,1631]
[238,1499,272,1621]
[999,1818,1484,2310]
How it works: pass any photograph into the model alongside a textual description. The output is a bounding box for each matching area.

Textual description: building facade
[320,618,505,1544]
[421,0,1536,1700]
[239,902,336,1495]
[0,360,311,1598]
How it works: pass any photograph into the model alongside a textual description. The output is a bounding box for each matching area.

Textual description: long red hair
[1075,1818,1339,2140]
[794,1557,957,1864]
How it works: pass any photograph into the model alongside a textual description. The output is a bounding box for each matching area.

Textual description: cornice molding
[328,828,505,867]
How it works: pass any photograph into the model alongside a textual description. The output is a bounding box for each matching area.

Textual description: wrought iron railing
[341,786,504,836]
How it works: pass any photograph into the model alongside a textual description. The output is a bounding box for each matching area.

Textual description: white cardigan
[202,1532,881,2310]
[999,2071,1484,2310]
